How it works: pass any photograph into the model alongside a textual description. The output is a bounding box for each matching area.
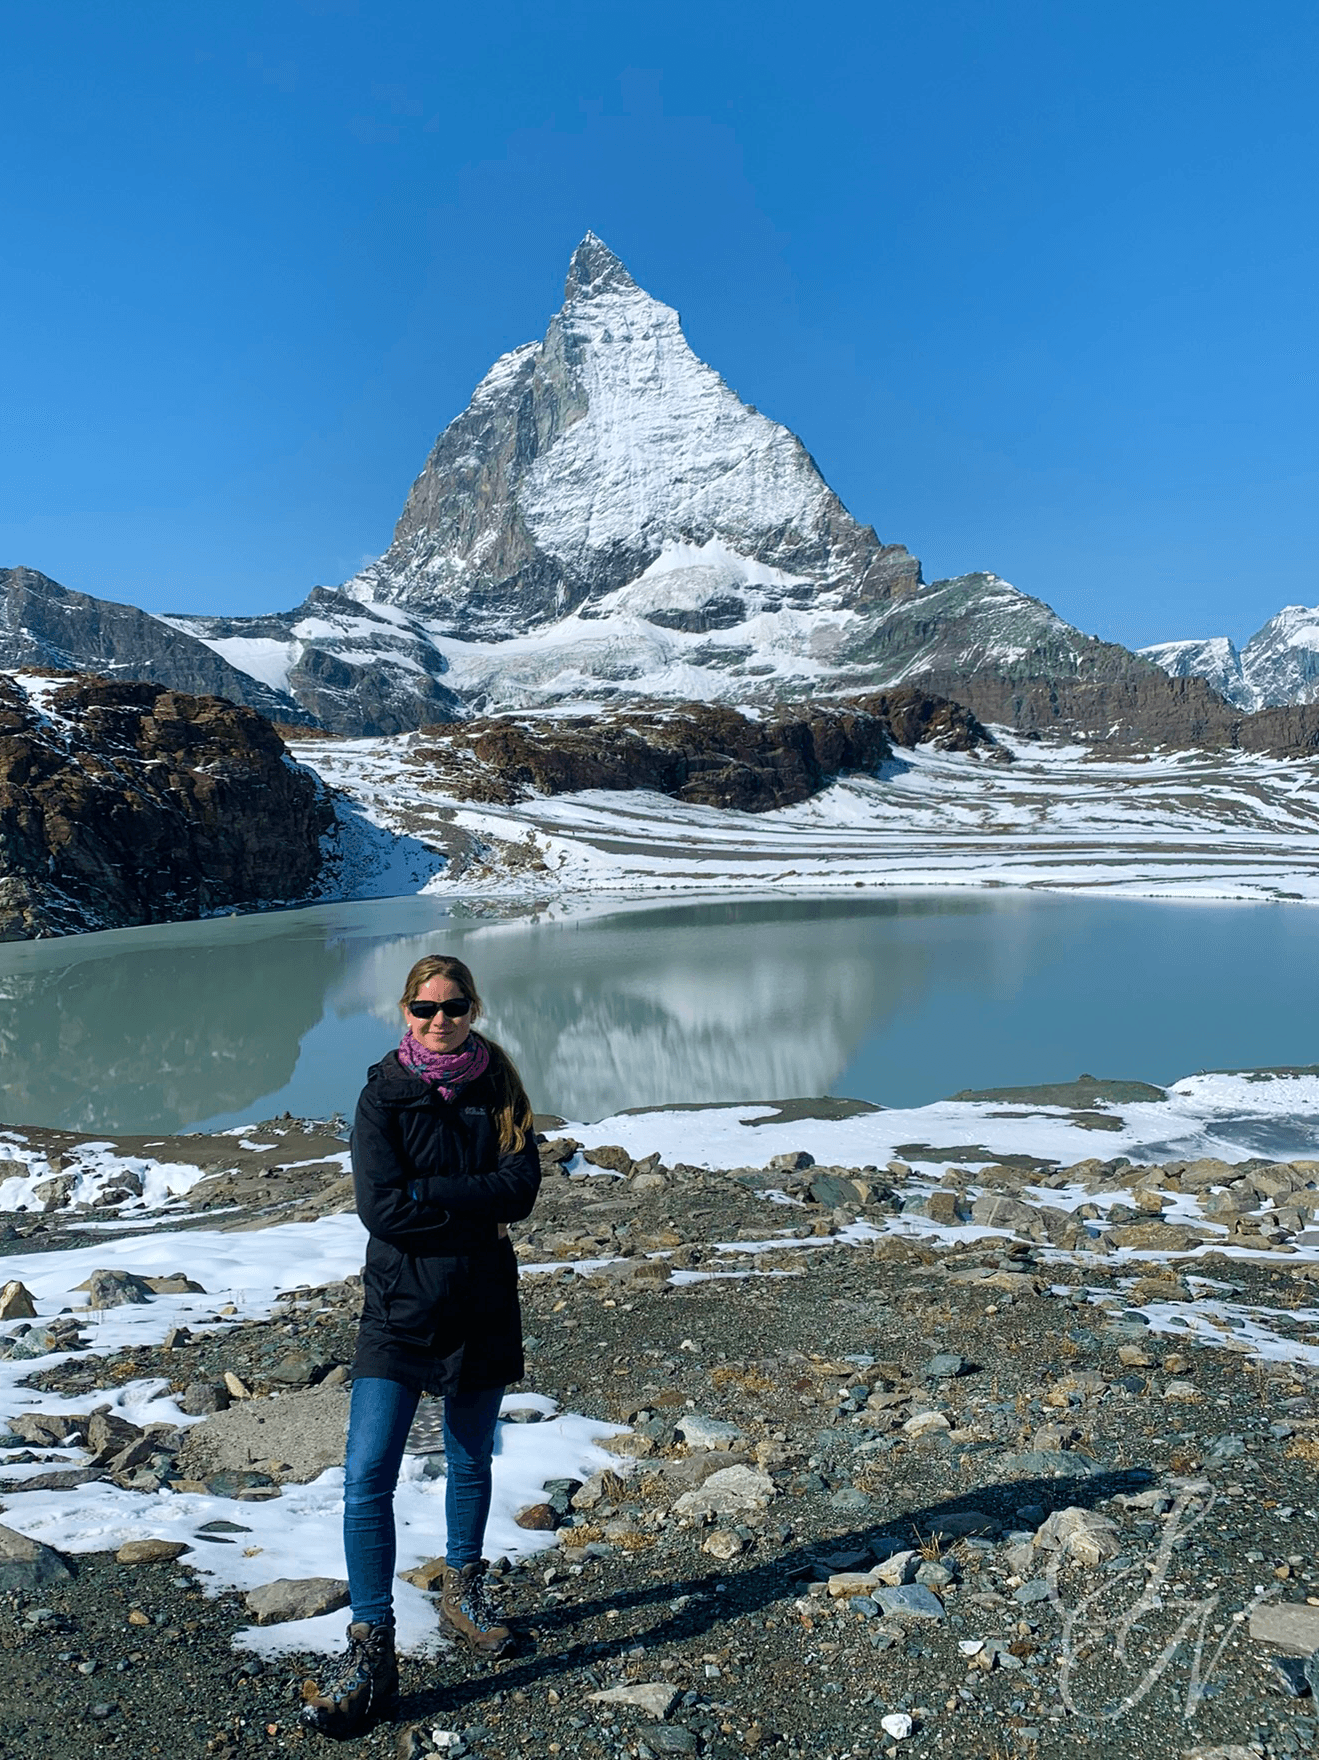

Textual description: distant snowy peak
[347,232,918,636]
[1138,635,1250,708]
[1141,605,1319,711]
[1241,604,1319,707]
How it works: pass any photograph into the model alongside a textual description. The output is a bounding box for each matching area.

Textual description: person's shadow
[399,1463,1155,1727]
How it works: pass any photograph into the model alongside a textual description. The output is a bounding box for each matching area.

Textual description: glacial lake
[1,890,1317,1136]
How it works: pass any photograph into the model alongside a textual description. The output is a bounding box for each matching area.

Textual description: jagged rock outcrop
[0,674,331,940]
[406,687,999,814]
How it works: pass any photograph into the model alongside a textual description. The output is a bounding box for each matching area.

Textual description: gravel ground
[3,1127,1319,1760]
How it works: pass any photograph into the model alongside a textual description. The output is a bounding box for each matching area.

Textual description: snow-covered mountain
[14,233,1292,747]
[159,234,1160,734]
[1141,605,1319,712]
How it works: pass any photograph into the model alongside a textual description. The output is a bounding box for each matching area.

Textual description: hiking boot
[440,1561,512,1656]
[299,1620,399,1737]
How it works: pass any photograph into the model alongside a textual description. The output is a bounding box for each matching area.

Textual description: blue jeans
[342,1376,504,1627]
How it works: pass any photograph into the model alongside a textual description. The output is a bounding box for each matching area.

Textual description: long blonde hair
[399,954,534,1155]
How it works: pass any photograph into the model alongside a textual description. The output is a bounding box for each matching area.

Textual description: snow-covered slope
[1141,606,1319,712]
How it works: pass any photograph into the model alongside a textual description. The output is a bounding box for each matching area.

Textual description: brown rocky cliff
[412,688,999,813]
[0,675,331,941]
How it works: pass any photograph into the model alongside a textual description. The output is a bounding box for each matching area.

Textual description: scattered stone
[143,1273,207,1294]
[702,1528,744,1560]
[588,1682,680,1719]
[77,1269,156,1308]
[0,1279,36,1319]
[881,1712,914,1740]
[116,1538,189,1564]
[223,1371,252,1399]
[244,1577,350,1624]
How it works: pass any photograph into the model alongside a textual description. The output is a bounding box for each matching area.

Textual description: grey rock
[244,1577,350,1624]
[873,1584,946,1620]
[674,1414,743,1451]
[0,1523,74,1592]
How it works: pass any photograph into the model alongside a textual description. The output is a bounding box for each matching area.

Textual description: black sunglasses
[407,997,473,1020]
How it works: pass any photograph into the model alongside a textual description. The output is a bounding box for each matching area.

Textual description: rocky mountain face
[0,673,331,940]
[0,567,315,727]
[133,236,1198,740]
[1141,604,1319,712]
[405,686,999,815]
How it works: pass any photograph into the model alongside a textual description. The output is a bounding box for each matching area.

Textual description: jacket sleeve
[351,1087,542,1247]
[428,1130,542,1223]
[351,1086,458,1250]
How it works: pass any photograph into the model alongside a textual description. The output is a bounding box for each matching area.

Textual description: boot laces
[324,1626,381,1700]
[463,1573,502,1632]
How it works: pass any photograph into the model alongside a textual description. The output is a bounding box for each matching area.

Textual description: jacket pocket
[383,1253,456,1350]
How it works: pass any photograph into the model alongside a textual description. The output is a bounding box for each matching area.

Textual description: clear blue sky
[2,0,1316,648]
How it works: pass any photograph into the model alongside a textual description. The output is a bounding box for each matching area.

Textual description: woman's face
[403,974,474,1056]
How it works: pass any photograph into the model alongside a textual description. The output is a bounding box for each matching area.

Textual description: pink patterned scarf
[396,1030,491,1102]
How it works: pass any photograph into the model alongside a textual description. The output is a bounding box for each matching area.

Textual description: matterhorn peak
[563,231,637,301]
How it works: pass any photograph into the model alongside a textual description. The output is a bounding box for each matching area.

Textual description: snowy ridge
[1142,604,1319,712]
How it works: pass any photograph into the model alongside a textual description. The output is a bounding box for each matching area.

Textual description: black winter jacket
[350,1046,541,1396]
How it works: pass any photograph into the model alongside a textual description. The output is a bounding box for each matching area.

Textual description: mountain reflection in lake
[0,891,1316,1134]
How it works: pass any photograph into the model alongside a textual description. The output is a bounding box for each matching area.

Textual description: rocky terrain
[0,672,330,940]
[3,1111,1319,1757]
[400,691,999,815]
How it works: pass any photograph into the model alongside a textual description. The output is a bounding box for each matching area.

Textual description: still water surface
[1,891,1316,1134]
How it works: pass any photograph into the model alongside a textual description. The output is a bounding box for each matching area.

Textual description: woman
[302,954,541,1738]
